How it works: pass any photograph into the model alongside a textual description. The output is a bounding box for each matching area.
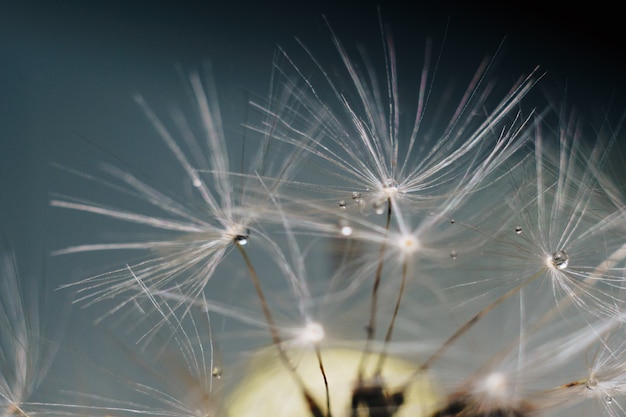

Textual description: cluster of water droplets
[335,178,407,216]
[337,189,392,215]
[337,191,366,211]
[585,377,613,404]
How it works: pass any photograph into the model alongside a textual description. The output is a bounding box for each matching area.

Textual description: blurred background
[1,0,625,411]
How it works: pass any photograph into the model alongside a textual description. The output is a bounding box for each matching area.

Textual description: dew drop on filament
[339,200,347,210]
[515,226,522,234]
[551,250,569,269]
[339,220,353,237]
[384,178,398,190]
[373,200,385,215]
[212,367,223,379]
[235,234,249,246]
[586,377,597,390]
[352,191,362,201]
[450,250,458,260]
[606,396,613,404]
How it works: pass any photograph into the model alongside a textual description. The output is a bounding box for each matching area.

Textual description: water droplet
[339,220,353,237]
[586,377,597,390]
[212,367,223,379]
[339,200,347,209]
[192,178,202,187]
[234,234,249,246]
[450,250,458,260]
[384,178,398,190]
[352,192,362,200]
[515,226,522,234]
[606,396,614,404]
[450,219,456,224]
[551,250,569,269]
[373,200,385,215]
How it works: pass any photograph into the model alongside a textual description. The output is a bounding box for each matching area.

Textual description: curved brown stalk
[236,242,329,416]
[358,197,393,380]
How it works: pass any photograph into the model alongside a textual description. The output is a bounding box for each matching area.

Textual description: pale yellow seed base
[227,348,439,417]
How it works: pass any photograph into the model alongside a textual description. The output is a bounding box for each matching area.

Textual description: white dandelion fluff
[51,65,306,320]
[469,109,626,322]
[0,251,61,416]
[249,16,541,218]
[38,9,626,417]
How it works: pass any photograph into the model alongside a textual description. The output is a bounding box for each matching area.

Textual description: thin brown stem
[467,243,626,385]
[418,268,544,372]
[358,198,393,379]
[375,257,408,376]
[7,404,31,417]
[533,377,588,408]
[398,267,547,393]
[315,345,332,417]
[236,243,324,413]
[236,243,284,352]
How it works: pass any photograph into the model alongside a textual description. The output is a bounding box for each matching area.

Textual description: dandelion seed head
[45,10,626,417]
